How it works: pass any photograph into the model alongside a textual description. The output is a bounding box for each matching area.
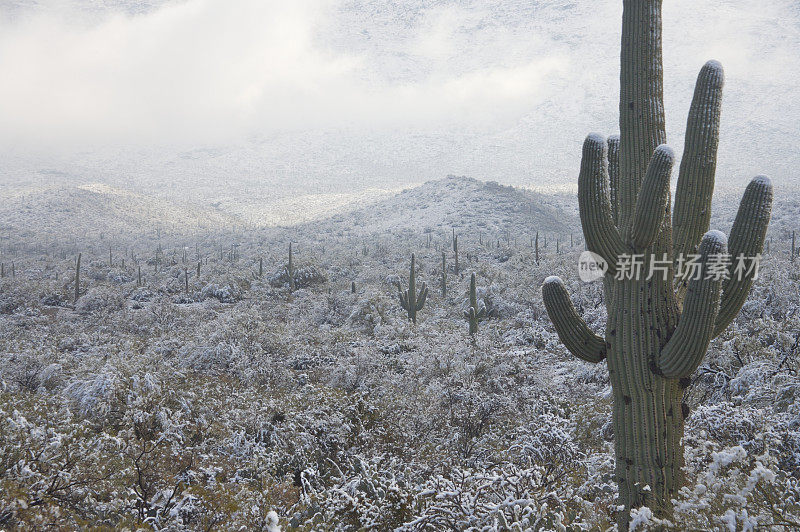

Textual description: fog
[0,0,797,196]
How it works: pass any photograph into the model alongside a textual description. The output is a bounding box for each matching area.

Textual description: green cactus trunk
[542,1,772,528]
[605,275,684,519]
[465,272,482,335]
[399,254,427,324]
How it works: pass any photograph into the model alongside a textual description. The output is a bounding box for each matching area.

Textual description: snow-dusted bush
[75,285,126,314]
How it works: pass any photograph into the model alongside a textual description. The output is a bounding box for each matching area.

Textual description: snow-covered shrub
[268,265,326,289]
[199,282,242,302]
[75,285,126,314]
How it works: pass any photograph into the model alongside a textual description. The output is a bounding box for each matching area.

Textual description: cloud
[0,0,797,191]
[0,0,567,147]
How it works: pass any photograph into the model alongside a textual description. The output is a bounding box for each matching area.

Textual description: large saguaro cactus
[541,1,772,527]
[399,254,428,324]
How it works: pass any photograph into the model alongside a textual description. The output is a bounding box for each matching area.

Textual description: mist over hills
[0,0,797,208]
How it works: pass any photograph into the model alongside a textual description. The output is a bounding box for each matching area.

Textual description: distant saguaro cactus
[535,231,539,265]
[792,230,796,262]
[398,254,427,324]
[74,253,81,303]
[288,242,295,292]
[541,1,772,527]
[452,229,459,276]
[464,272,493,335]
[440,252,447,298]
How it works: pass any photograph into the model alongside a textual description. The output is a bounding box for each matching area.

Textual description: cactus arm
[416,283,428,311]
[672,61,725,261]
[399,290,409,310]
[658,231,727,378]
[628,145,674,250]
[578,134,626,270]
[713,175,773,336]
[608,135,621,226]
[542,276,606,363]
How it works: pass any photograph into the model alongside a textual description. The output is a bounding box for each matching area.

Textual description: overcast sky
[0,0,797,196]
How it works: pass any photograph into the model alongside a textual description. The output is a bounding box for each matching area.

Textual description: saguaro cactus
[464,272,492,335]
[440,252,447,298]
[541,1,772,527]
[535,231,539,265]
[792,230,796,262]
[288,242,295,292]
[74,253,81,303]
[453,231,459,276]
[398,254,427,324]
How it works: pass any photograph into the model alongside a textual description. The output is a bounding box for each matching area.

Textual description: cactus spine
[398,254,427,324]
[541,2,772,527]
[74,253,81,303]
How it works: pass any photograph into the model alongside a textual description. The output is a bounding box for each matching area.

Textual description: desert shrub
[75,286,126,314]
